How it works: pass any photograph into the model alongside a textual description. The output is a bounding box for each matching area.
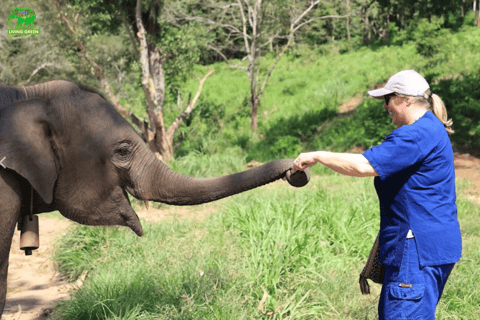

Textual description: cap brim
[368,87,394,99]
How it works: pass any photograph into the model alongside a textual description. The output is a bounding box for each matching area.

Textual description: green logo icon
[8,7,40,35]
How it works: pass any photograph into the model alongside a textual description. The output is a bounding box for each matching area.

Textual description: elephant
[0,80,310,317]
[8,8,36,30]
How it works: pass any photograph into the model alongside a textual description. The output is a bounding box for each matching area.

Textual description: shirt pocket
[386,282,426,319]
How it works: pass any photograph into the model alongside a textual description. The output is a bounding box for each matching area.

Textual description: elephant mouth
[120,207,143,236]
[55,188,144,237]
[121,188,143,236]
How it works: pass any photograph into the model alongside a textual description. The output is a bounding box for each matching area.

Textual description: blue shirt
[363,111,462,267]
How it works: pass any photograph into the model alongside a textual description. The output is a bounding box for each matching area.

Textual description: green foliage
[160,23,203,96]
[175,24,480,161]
[431,74,480,155]
[176,40,424,160]
[413,17,451,58]
[462,10,477,27]
[248,108,338,161]
[312,99,396,152]
[0,0,77,85]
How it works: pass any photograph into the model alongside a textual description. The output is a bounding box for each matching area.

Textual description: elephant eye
[112,141,133,168]
[118,147,129,156]
[114,143,132,158]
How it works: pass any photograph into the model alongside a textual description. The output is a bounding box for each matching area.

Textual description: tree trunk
[250,57,258,133]
[217,0,320,135]
[251,95,259,133]
[477,0,480,26]
[153,133,173,163]
[364,14,371,44]
[346,16,350,40]
[346,0,350,41]
[161,135,174,163]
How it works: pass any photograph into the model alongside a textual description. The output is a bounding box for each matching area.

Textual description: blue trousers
[378,238,454,320]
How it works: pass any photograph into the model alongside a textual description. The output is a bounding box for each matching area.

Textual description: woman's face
[383,94,409,127]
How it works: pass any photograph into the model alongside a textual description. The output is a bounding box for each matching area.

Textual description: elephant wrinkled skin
[0,80,310,316]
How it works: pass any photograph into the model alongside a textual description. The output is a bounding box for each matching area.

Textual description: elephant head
[0,80,309,237]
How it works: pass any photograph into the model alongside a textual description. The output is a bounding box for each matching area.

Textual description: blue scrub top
[363,111,462,267]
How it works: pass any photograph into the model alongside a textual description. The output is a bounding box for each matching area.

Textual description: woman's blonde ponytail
[430,93,454,134]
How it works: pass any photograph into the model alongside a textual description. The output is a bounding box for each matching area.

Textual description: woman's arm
[292,151,378,177]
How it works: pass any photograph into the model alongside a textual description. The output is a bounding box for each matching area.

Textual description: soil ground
[2,153,480,320]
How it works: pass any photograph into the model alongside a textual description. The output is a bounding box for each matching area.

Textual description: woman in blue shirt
[292,70,461,320]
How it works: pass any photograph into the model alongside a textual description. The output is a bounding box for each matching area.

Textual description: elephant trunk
[132,153,309,206]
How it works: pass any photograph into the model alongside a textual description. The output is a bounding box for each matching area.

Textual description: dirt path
[3,217,73,320]
[453,153,480,204]
[2,154,480,319]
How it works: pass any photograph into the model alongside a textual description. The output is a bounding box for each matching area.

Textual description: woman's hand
[293,151,378,177]
[292,152,319,173]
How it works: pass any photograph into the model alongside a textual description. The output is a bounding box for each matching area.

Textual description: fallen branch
[26,62,59,84]
[13,304,22,320]
[258,290,284,317]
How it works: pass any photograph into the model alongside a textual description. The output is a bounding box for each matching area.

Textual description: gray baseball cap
[368,69,430,99]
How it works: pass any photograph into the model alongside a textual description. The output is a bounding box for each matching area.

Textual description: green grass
[50,172,480,319]
[166,25,480,161]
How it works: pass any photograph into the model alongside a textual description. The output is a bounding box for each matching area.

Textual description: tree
[55,0,214,162]
[0,0,75,85]
[179,0,332,133]
[475,0,480,26]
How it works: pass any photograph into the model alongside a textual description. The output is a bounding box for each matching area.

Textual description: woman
[292,70,462,320]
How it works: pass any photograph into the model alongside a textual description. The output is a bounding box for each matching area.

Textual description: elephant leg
[0,170,22,318]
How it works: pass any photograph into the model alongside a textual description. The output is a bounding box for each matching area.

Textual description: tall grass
[51,173,480,319]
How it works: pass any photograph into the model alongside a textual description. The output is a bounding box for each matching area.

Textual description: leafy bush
[413,17,450,58]
[248,108,338,161]
[312,99,395,152]
[432,74,480,155]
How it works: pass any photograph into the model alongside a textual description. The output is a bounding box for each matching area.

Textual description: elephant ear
[0,98,58,204]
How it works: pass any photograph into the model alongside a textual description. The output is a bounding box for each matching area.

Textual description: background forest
[2,0,480,164]
[2,0,480,319]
